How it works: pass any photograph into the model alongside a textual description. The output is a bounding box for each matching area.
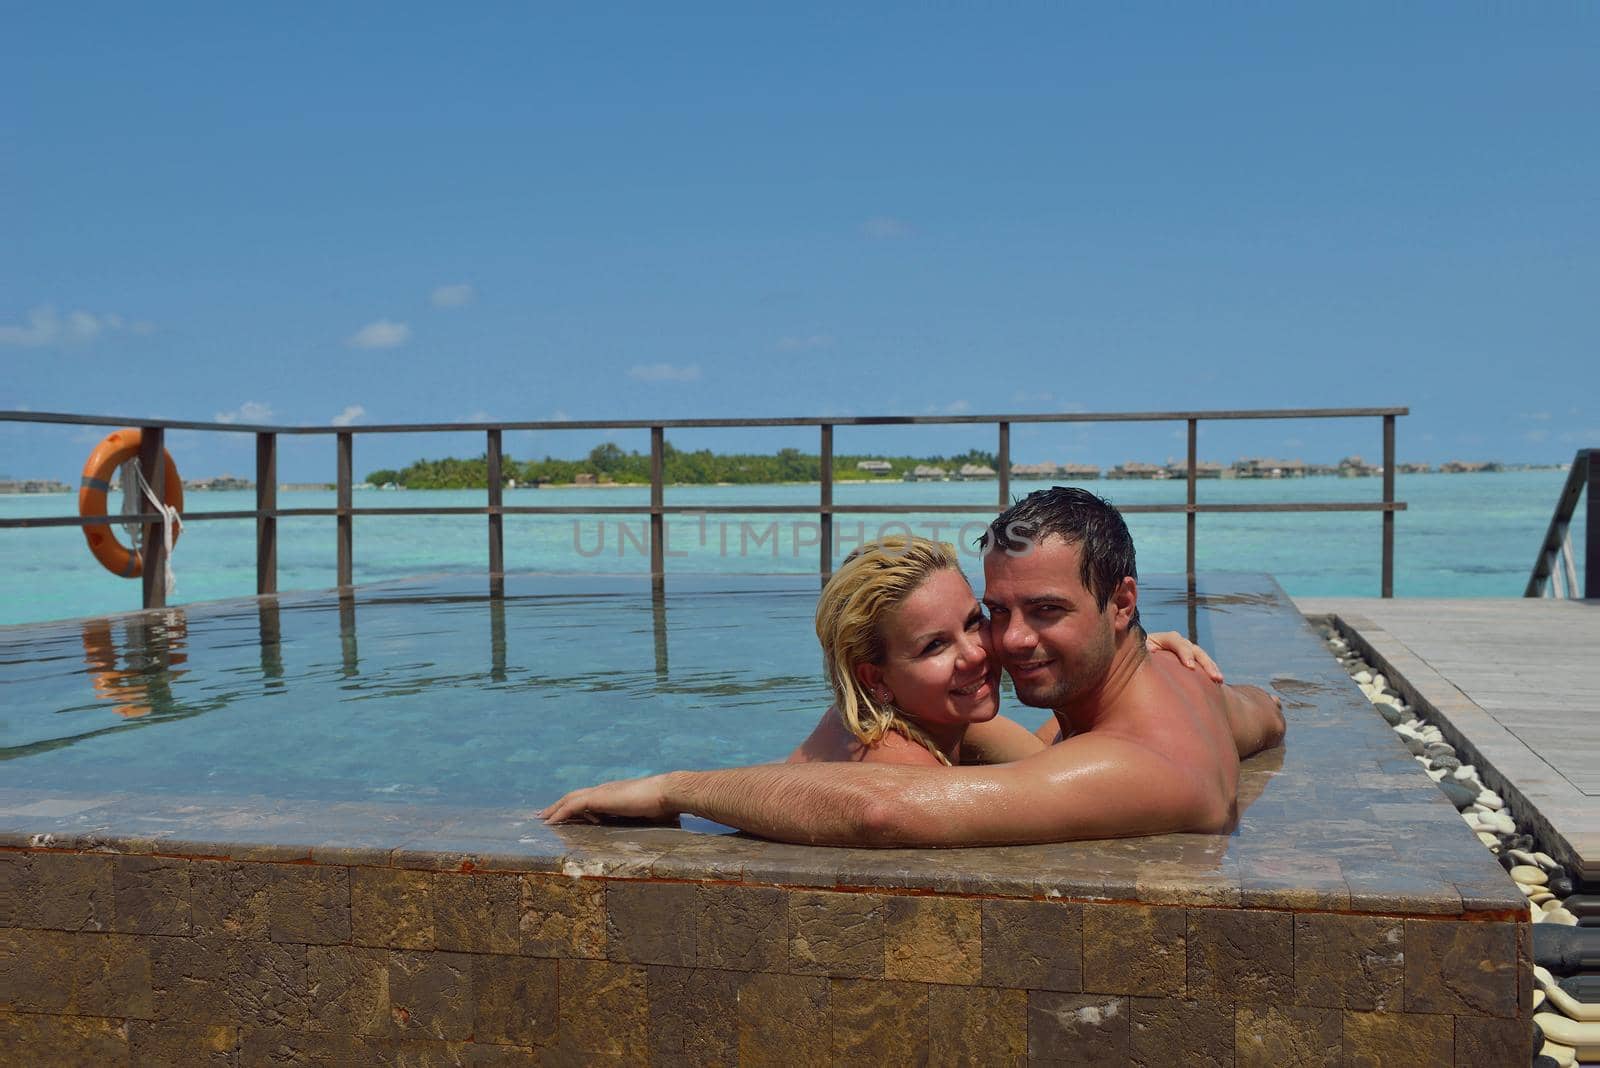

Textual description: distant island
[356,444,1565,490]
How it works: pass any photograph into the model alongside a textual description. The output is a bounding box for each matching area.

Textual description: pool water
[1,572,1222,810]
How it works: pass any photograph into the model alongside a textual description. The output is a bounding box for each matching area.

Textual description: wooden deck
[1296,596,1599,881]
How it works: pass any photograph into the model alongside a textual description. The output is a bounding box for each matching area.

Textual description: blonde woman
[786,536,1221,768]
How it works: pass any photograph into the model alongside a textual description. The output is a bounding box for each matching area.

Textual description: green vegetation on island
[366,442,1001,489]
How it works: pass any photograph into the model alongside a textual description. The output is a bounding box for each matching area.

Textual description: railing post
[486,428,504,597]
[820,424,834,577]
[649,426,665,578]
[336,431,353,589]
[256,432,277,595]
[1587,450,1598,599]
[1186,418,1198,579]
[1382,414,1395,597]
[997,421,1011,510]
[138,425,167,610]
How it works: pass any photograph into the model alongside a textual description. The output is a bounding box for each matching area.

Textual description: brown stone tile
[646,965,739,1065]
[1082,902,1186,997]
[26,929,154,1020]
[1186,907,1292,1002]
[1128,997,1233,1068]
[927,984,1025,1067]
[557,958,648,1061]
[1343,1010,1453,1068]
[1,928,69,1013]
[1343,859,1462,915]
[472,953,557,1048]
[830,978,929,1065]
[267,864,350,945]
[15,852,115,931]
[150,936,307,1028]
[738,841,843,889]
[0,1008,129,1066]
[882,894,980,984]
[305,945,389,1036]
[1455,1014,1531,1067]
[431,871,521,953]
[1402,918,1518,1018]
[388,950,475,1041]
[1292,913,1404,1011]
[1027,991,1128,1066]
[787,890,884,978]
[351,865,435,950]
[980,898,1082,992]
[520,873,605,959]
[111,855,191,936]
[1239,848,1352,911]
[127,1020,238,1066]
[1234,1004,1342,1068]
[188,861,273,939]
[734,972,830,1067]
[605,880,697,966]
[237,1027,386,1066]
[696,884,787,971]
[1135,860,1243,908]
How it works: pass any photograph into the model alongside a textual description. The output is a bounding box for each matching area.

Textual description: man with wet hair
[543,487,1286,846]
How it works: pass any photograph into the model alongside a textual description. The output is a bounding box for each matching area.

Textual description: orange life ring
[78,429,184,578]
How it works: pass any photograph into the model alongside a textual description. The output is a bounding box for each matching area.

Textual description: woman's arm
[956,714,1048,764]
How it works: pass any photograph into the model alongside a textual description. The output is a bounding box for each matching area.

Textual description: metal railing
[1526,448,1596,598]
[1,407,1408,609]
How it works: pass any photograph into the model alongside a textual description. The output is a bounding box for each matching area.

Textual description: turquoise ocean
[0,470,1582,627]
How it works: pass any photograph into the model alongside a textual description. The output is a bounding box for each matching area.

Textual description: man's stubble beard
[1005,616,1117,710]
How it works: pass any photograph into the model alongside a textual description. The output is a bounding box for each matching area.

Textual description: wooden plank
[138,426,166,610]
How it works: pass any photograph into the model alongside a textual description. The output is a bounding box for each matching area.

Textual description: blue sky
[3,4,1596,480]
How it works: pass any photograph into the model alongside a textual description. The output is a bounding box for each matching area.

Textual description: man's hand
[1146,630,1224,683]
[540,773,681,824]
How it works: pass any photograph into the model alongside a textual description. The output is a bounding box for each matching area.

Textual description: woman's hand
[1145,631,1224,683]
[539,773,682,824]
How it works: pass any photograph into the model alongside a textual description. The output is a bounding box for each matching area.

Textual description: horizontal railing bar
[0,500,1408,529]
[1,406,1410,435]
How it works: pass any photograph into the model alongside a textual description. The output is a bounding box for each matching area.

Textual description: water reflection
[81,610,189,719]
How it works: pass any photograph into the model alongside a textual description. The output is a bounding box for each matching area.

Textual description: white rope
[131,462,182,598]
[118,461,142,546]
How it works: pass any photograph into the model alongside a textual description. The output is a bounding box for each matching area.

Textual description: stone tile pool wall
[0,576,1536,1064]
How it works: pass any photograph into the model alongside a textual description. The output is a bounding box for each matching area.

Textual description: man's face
[981,535,1122,709]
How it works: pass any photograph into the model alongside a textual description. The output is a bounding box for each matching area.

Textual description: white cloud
[862,216,914,239]
[215,401,274,424]
[347,319,410,349]
[431,283,475,308]
[0,305,152,347]
[776,334,835,351]
[628,362,701,382]
[331,405,365,427]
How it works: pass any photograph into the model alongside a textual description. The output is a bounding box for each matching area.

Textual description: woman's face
[860,568,1001,731]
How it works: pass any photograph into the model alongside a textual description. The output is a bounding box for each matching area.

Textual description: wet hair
[981,486,1142,630]
[815,536,964,765]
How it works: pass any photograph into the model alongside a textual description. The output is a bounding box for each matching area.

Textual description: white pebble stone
[1372,673,1387,690]
[1534,988,1546,1010]
[1463,811,1483,829]
[1536,968,1600,1022]
[1453,765,1477,781]
[1425,767,1447,782]
[1541,897,1563,912]
[1544,908,1578,926]
[1478,790,1503,809]
[1353,670,1373,684]
[1531,902,1542,922]
[1509,848,1537,865]
[1511,865,1549,885]
[1479,831,1504,849]
[1535,851,1559,870]
[1530,892,1555,904]
[1533,1013,1600,1054]
[1538,1038,1575,1068]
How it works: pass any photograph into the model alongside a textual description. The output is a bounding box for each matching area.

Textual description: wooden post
[997,421,1011,511]
[820,424,834,577]
[1382,415,1395,597]
[486,428,504,597]
[1183,419,1197,578]
[256,432,277,595]
[1587,450,1598,600]
[336,431,353,589]
[138,426,167,610]
[649,426,665,578]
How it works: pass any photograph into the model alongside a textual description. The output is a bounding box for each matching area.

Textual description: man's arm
[1223,684,1286,758]
[540,735,1232,847]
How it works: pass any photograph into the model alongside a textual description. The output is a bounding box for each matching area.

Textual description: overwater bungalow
[1106,461,1168,480]
[1058,463,1101,480]
[1397,461,1432,474]
[1163,460,1223,480]
[1233,457,1308,479]
[1338,455,1379,477]
[854,459,893,474]
[955,463,997,481]
[1440,460,1502,473]
[903,464,947,481]
[1010,461,1059,480]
